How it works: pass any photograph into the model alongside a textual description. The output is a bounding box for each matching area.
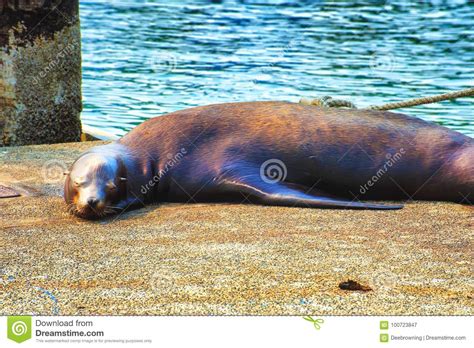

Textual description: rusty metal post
[0,0,82,146]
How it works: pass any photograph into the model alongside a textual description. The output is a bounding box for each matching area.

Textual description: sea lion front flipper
[218,170,403,210]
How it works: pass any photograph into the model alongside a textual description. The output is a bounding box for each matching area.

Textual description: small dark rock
[339,279,372,292]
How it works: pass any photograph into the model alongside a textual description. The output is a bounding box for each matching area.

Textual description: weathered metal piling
[0,0,82,146]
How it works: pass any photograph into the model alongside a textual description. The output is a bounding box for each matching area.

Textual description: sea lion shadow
[95,204,157,224]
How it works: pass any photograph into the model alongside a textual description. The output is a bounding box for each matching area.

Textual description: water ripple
[80,0,473,138]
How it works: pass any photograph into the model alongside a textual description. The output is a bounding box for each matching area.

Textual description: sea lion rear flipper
[219,171,403,210]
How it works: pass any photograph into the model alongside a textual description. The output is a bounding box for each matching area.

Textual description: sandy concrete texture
[0,141,472,315]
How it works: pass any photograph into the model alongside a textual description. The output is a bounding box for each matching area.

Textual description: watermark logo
[259,159,287,184]
[303,316,324,330]
[372,267,398,291]
[140,148,187,195]
[370,51,396,73]
[380,333,389,343]
[7,316,32,343]
[42,159,68,184]
[359,148,405,195]
[149,52,178,74]
[32,38,80,85]
[380,321,389,330]
[250,40,295,85]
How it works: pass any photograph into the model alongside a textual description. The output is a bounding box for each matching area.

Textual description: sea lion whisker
[105,205,124,210]
[67,204,77,214]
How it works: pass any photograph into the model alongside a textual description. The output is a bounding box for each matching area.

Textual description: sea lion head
[64,152,128,219]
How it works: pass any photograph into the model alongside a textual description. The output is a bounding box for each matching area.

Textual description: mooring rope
[299,87,474,111]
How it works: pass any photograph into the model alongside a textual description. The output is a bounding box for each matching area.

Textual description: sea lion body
[65,102,473,218]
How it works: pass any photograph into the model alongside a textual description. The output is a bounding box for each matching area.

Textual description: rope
[367,87,474,110]
[299,87,474,111]
[300,96,356,109]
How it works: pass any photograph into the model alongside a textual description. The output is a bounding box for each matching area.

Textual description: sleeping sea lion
[64,101,473,219]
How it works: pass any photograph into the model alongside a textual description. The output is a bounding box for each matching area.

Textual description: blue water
[79,0,474,138]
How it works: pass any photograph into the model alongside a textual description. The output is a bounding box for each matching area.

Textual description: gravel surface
[1,142,472,315]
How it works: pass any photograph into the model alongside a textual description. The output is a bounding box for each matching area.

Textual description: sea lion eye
[73,177,86,187]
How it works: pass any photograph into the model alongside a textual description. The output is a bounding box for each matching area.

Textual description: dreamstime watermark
[251,40,295,85]
[42,159,68,184]
[7,316,32,343]
[1,0,62,13]
[370,50,396,73]
[32,38,80,85]
[259,158,287,184]
[371,267,398,291]
[148,52,178,74]
[359,148,405,195]
[140,148,187,194]
[303,316,324,330]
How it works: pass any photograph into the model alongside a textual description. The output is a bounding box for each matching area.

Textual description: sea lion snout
[66,178,110,219]
[87,197,99,208]
[78,184,107,208]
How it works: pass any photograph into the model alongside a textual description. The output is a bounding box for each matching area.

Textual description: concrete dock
[0,142,472,315]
